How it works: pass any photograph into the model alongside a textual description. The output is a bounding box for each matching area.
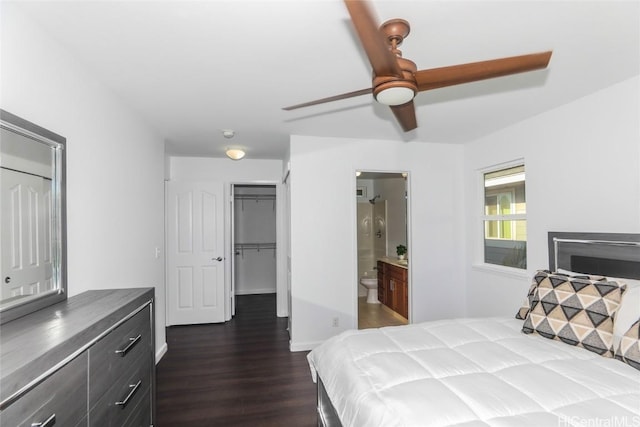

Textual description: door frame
[353,170,412,327]
[225,180,287,320]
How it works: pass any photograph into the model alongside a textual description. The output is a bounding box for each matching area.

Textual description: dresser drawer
[122,388,152,427]
[89,305,151,400]
[1,353,88,427]
[88,351,152,427]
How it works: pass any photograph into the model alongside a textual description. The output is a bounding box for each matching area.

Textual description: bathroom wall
[357,200,389,298]
[356,202,374,297]
[375,176,407,258]
[372,201,387,261]
[356,179,374,201]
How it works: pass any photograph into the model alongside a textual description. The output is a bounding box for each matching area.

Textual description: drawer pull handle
[115,334,142,357]
[31,413,56,427]
[115,380,142,409]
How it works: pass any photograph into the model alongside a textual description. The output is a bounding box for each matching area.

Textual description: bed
[307,232,640,427]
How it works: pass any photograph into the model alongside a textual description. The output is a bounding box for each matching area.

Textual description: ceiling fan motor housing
[373,56,417,105]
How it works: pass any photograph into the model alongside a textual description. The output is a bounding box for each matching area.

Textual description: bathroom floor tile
[358,297,408,329]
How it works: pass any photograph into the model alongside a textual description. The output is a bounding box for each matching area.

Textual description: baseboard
[289,340,323,352]
[235,288,276,295]
[155,342,168,364]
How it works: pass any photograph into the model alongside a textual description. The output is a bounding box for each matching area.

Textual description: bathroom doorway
[356,171,409,329]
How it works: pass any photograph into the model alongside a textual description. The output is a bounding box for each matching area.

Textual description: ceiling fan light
[375,86,415,106]
[226,148,245,160]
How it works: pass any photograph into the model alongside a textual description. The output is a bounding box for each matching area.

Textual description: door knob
[213,257,223,262]
[4,277,10,284]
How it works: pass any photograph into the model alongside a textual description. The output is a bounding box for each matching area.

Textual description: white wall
[1,5,167,359]
[170,157,283,183]
[464,76,640,317]
[168,157,288,316]
[289,136,465,350]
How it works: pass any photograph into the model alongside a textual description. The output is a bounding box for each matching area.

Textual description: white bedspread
[307,317,640,427]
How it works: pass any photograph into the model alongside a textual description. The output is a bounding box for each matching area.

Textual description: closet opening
[231,184,278,319]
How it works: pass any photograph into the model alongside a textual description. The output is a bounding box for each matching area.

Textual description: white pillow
[610,277,640,347]
[555,268,605,279]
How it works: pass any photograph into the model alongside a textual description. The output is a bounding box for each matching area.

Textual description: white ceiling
[8,0,639,160]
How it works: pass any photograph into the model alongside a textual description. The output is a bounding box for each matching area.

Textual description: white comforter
[307,317,640,427]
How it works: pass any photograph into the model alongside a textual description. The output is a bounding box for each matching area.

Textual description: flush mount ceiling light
[374,85,415,106]
[226,148,246,161]
[221,129,244,160]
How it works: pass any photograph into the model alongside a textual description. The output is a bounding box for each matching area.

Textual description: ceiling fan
[283,0,552,132]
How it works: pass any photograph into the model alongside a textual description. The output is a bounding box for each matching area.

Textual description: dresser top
[0,288,154,406]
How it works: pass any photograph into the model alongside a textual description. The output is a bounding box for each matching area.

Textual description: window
[483,165,526,269]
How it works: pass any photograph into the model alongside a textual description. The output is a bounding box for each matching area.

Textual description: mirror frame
[0,109,67,324]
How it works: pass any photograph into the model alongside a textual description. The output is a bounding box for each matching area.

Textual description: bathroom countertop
[378,257,408,269]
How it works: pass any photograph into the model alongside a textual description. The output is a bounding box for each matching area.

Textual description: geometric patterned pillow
[522,274,627,357]
[615,319,640,370]
[515,270,605,320]
[515,280,539,320]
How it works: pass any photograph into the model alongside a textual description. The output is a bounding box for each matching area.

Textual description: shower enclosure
[357,200,387,296]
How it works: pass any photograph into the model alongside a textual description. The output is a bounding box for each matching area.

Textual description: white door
[1,168,53,299]
[166,181,225,325]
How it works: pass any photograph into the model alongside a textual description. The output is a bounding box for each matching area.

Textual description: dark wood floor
[156,294,317,426]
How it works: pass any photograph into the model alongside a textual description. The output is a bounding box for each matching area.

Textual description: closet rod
[234,242,277,257]
[234,194,276,201]
[234,242,276,250]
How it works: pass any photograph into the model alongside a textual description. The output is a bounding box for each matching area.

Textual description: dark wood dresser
[0,288,155,427]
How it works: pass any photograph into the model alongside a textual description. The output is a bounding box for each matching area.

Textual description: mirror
[0,109,66,324]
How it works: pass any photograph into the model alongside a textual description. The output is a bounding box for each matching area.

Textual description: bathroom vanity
[0,288,155,427]
[377,259,408,318]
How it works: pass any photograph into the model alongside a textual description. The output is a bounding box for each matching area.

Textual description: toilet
[360,273,380,304]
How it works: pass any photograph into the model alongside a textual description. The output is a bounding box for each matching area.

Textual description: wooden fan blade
[414,51,552,92]
[344,0,403,78]
[390,101,417,132]
[282,88,372,111]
